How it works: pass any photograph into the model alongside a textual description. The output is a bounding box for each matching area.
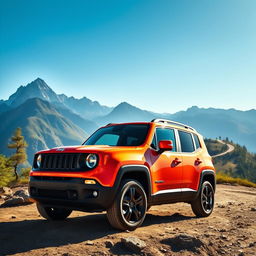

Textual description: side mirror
[158,140,173,151]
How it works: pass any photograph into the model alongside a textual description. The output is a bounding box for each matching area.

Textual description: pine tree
[7,128,28,181]
[0,154,13,187]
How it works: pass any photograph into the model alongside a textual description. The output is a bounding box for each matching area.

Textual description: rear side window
[193,134,201,149]
[156,128,176,152]
[178,131,195,152]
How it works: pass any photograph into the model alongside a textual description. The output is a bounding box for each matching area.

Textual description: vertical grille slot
[38,153,83,171]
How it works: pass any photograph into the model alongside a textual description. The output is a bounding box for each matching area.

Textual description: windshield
[83,124,150,146]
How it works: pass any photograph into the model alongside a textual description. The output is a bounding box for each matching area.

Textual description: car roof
[104,119,198,134]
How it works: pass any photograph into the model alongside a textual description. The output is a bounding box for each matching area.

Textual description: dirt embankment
[0,184,256,256]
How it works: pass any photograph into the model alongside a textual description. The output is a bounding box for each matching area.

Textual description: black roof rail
[151,118,196,132]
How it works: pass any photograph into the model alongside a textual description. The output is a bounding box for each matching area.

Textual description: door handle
[171,158,182,167]
[195,158,202,166]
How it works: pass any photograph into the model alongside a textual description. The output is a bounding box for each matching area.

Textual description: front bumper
[29,176,116,212]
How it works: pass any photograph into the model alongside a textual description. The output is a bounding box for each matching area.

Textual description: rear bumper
[29,176,116,212]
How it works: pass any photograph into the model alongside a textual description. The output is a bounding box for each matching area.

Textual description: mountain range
[0,78,255,163]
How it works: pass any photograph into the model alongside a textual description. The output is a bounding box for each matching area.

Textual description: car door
[149,127,183,194]
[178,130,203,191]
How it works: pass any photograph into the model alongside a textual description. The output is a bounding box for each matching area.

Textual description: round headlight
[85,154,98,169]
[36,154,42,168]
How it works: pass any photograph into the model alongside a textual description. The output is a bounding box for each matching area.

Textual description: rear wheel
[191,181,214,217]
[37,203,72,220]
[107,180,147,231]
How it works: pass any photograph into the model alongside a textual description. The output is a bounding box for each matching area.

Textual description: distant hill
[95,102,157,125]
[58,94,112,119]
[95,103,256,152]
[169,106,256,153]
[53,104,97,135]
[0,98,88,163]
[0,102,10,114]
[205,139,256,183]
[4,78,112,119]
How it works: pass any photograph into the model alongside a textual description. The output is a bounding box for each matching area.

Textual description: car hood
[37,145,145,154]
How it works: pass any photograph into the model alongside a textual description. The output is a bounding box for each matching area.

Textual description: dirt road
[0,184,255,256]
[212,140,235,158]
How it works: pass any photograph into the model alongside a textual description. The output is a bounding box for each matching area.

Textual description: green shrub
[0,154,14,187]
[216,172,256,188]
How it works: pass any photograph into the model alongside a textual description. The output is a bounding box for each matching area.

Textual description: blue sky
[0,0,255,113]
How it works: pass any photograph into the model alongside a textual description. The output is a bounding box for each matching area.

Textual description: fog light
[84,179,96,185]
[92,191,98,197]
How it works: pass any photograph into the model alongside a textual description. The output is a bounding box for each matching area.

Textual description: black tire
[106,180,147,231]
[191,181,214,217]
[37,203,72,220]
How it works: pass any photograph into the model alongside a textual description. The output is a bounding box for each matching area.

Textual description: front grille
[34,153,86,171]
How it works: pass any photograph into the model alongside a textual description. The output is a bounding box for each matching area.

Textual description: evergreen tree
[7,128,28,181]
[0,154,13,187]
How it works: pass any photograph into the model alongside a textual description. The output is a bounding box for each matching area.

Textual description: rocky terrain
[0,184,255,256]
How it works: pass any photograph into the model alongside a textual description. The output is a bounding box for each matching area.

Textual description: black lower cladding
[29,176,116,212]
[151,191,197,205]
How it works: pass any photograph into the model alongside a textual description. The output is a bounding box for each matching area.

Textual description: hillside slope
[205,139,256,183]
[171,106,256,153]
[0,98,87,163]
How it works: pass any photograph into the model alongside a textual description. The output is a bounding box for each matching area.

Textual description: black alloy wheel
[107,180,147,230]
[191,181,214,217]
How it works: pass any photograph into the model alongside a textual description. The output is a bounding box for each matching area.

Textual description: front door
[149,127,183,194]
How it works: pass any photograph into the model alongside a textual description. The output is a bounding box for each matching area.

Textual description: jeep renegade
[29,119,216,230]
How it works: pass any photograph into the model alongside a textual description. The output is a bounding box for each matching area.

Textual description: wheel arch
[114,165,152,199]
[199,169,216,192]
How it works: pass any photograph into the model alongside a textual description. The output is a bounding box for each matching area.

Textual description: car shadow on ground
[0,212,194,255]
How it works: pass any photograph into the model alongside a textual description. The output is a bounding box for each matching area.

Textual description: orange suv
[29,119,216,230]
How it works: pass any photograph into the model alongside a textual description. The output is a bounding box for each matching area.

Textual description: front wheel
[107,180,147,231]
[37,203,72,220]
[191,181,214,217]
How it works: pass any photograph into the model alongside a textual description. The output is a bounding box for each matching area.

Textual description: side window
[156,128,176,152]
[150,135,157,150]
[178,131,195,153]
[193,134,201,149]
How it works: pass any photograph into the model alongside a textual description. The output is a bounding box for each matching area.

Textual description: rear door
[178,130,203,191]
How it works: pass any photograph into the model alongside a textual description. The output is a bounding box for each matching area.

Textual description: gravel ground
[0,184,255,256]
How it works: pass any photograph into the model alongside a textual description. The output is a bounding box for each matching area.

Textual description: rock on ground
[14,189,33,203]
[1,196,25,207]
[121,236,146,253]
[0,189,33,207]
[161,233,204,252]
[0,187,13,196]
